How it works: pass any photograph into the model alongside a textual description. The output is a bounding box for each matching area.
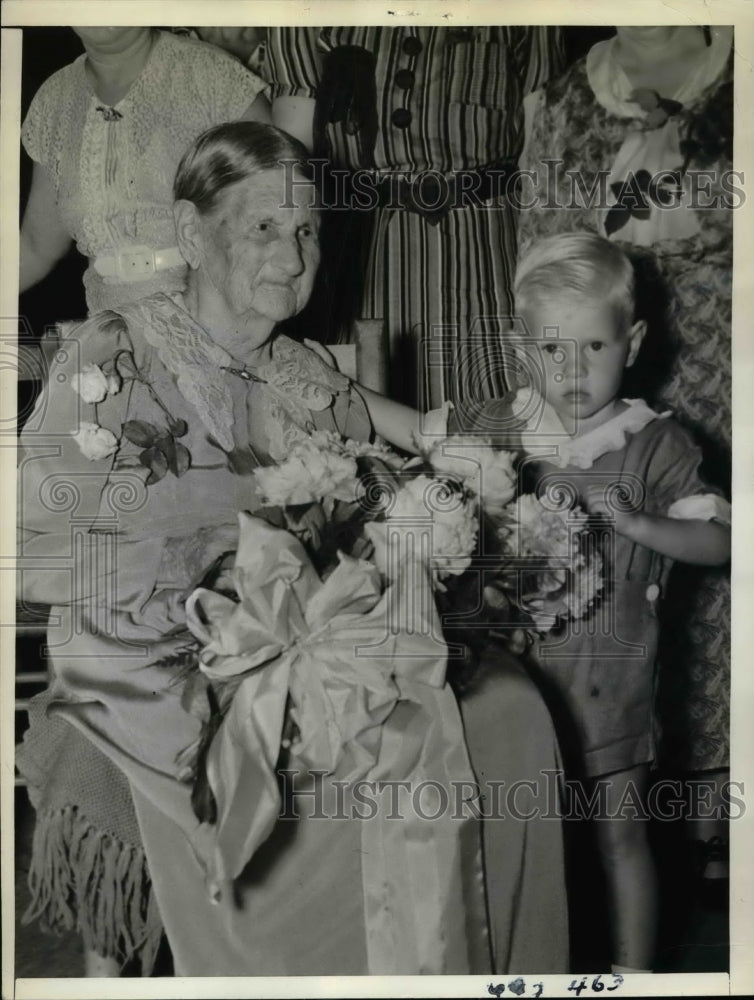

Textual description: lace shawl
[117,293,350,456]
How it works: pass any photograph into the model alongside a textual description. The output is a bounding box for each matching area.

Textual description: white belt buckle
[117,245,156,281]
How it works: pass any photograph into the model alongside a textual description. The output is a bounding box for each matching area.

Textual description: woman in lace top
[20,27,269,315]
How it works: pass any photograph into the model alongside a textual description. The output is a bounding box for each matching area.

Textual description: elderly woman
[18,122,567,975]
[18,25,269,976]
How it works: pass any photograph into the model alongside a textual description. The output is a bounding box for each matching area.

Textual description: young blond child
[308,231,730,973]
[505,233,730,973]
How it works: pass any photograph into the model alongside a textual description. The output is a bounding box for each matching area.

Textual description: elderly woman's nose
[272,233,306,274]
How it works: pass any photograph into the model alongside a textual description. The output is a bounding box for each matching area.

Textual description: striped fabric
[268,26,564,409]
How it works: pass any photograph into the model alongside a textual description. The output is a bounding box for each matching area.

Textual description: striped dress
[268,26,564,409]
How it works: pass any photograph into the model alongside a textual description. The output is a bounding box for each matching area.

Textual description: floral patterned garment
[519,42,732,771]
[22,30,266,314]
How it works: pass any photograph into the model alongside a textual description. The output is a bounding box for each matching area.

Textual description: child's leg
[592,763,658,971]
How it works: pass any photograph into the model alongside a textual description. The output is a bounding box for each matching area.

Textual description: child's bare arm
[619,512,729,565]
[354,383,422,453]
[584,485,730,565]
[304,339,423,452]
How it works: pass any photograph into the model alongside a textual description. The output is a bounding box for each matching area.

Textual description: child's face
[522,298,644,430]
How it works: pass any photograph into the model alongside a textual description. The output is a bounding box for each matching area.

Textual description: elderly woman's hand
[303,338,339,371]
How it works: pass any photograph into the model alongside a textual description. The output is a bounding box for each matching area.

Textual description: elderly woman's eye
[299,225,316,239]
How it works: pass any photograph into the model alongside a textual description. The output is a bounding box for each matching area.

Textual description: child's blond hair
[515,233,636,334]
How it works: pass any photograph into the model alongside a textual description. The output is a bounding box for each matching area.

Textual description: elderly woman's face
[197,167,320,324]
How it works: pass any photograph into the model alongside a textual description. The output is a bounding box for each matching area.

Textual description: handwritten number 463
[569,975,624,995]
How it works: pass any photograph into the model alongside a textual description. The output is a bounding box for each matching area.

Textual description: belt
[374,159,518,225]
[92,245,184,282]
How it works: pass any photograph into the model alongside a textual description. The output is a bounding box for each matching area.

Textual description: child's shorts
[528,579,661,779]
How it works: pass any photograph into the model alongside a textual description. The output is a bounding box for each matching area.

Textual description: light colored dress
[22,30,266,314]
[518,28,733,772]
[17,292,569,974]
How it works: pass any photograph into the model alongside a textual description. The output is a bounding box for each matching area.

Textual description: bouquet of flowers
[250,428,602,619]
[184,428,603,738]
[176,427,604,923]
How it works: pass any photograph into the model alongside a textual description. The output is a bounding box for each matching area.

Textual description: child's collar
[513,389,671,469]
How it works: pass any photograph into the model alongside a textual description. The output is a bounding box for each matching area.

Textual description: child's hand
[582,483,635,521]
[581,484,637,538]
[303,338,339,371]
[582,483,613,518]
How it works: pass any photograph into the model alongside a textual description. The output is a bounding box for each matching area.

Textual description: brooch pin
[221,365,268,384]
[95,105,123,122]
[628,89,683,130]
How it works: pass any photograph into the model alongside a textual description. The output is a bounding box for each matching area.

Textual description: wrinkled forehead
[210,167,320,226]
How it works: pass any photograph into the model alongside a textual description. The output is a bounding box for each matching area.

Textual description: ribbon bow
[185,512,449,893]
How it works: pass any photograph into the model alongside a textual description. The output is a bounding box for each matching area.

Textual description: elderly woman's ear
[174,199,204,270]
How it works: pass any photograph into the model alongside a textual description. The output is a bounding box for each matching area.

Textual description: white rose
[71,364,110,403]
[383,475,478,580]
[342,437,405,469]
[503,493,587,559]
[431,505,477,577]
[427,436,516,510]
[71,421,119,461]
[475,449,516,511]
[106,372,121,396]
[254,443,358,506]
[390,475,436,519]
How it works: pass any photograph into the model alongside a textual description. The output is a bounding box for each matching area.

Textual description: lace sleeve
[188,38,268,120]
[21,75,58,173]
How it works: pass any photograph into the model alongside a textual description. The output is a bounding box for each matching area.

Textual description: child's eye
[542,344,567,365]
[589,341,605,352]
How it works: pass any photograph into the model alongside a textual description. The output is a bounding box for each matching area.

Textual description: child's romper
[525,400,730,778]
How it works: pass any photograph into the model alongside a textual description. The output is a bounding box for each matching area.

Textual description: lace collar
[586,27,733,119]
[515,390,670,469]
[117,292,349,451]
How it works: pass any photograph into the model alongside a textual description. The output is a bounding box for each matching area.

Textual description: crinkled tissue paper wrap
[184,512,489,974]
